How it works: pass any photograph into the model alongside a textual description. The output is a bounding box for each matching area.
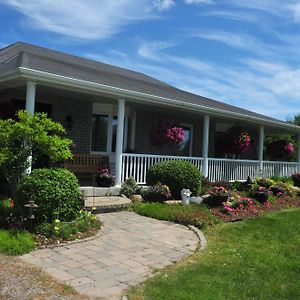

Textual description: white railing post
[202,115,210,178]
[258,125,264,176]
[297,133,300,173]
[25,82,36,174]
[115,99,125,186]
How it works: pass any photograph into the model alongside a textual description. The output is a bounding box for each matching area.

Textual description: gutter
[13,66,300,132]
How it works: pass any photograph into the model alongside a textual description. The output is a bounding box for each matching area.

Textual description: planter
[96,177,114,187]
[204,195,228,208]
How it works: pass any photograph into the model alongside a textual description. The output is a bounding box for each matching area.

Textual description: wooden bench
[64,153,108,183]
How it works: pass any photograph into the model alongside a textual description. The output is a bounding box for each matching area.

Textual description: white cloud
[184,0,215,4]
[138,40,177,60]
[87,39,300,120]
[0,0,153,40]
[152,0,175,11]
[289,2,300,22]
[200,10,258,23]
[190,30,258,50]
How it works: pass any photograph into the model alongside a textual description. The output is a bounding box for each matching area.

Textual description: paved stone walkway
[21,212,198,300]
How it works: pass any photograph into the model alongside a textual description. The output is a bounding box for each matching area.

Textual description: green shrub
[120,177,140,198]
[0,197,17,228]
[291,173,300,187]
[146,160,202,199]
[17,168,82,223]
[0,229,35,255]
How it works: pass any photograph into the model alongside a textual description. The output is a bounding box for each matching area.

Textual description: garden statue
[181,189,203,205]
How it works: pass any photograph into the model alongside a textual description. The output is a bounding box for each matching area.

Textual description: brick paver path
[21,212,198,300]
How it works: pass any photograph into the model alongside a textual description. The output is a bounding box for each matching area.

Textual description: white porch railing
[208,158,260,182]
[262,161,298,178]
[121,153,203,184]
[121,153,298,184]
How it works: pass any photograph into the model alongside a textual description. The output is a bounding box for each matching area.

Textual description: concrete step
[84,196,131,213]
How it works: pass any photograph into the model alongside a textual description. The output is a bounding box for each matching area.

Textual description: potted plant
[95,166,114,187]
[205,186,229,207]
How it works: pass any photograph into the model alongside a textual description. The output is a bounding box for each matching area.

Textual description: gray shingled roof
[0,42,297,128]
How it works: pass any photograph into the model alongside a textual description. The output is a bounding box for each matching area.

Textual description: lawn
[128,208,300,300]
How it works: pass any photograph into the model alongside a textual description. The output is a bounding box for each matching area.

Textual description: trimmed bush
[146,160,202,199]
[17,168,82,223]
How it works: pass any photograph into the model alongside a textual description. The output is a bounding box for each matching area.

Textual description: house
[0,41,299,185]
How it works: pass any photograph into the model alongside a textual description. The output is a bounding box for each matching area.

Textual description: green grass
[0,229,36,255]
[129,208,300,300]
[132,202,219,228]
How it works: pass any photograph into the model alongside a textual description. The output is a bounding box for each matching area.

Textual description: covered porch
[2,80,298,186]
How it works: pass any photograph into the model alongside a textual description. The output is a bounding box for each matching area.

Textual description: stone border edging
[188,225,207,250]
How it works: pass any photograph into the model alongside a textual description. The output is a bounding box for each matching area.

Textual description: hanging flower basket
[150,121,185,147]
[226,127,251,155]
[266,140,295,161]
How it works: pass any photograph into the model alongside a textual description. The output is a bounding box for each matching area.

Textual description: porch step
[80,186,121,198]
[84,196,131,213]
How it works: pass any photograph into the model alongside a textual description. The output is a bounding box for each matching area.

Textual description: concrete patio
[21,211,199,300]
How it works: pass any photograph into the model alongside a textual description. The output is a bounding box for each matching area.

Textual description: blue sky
[0,0,300,121]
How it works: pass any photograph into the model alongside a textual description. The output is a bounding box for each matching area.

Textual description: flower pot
[96,177,114,187]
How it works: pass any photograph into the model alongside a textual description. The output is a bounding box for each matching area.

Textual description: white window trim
[180,123,193,157]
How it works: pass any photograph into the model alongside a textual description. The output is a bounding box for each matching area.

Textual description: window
[91,114,127,154]
[91,114,108,152]
[179,125,193,156]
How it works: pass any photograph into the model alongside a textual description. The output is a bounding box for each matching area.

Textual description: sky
[0,0,300,121]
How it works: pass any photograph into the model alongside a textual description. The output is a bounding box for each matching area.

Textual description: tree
[0,110,73,199]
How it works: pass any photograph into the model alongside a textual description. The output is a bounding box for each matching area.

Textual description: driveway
[21,211,199,300]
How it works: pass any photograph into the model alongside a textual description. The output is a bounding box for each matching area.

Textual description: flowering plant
[265,139,295,161]
[249,185,271,203]
[208,186,228,198]
[143,183,172,203]
[97,165,112,179]
[150,121,185,147]
[226,127,251,155]
[222,197,254,213]
[95,165,114,187]
[204,186,230,207]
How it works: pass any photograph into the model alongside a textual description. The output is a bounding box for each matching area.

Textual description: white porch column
[258,125,264,176]
[115,99,125,186]
[25,82,36,174]
[297,133,300,173]
[25,82,36,114]
[202,115,210,178]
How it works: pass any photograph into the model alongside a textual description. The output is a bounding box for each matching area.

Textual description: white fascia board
[18,66,300,132]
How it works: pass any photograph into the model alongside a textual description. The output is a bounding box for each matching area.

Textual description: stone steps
[84,196,131,213]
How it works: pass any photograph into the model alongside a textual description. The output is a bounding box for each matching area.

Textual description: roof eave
[15,67,300,132]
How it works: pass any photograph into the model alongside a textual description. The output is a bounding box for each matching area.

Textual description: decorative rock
[130,194,142,202]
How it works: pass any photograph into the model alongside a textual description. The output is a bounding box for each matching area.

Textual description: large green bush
[17,168,82,223]
[146,160,202,199]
